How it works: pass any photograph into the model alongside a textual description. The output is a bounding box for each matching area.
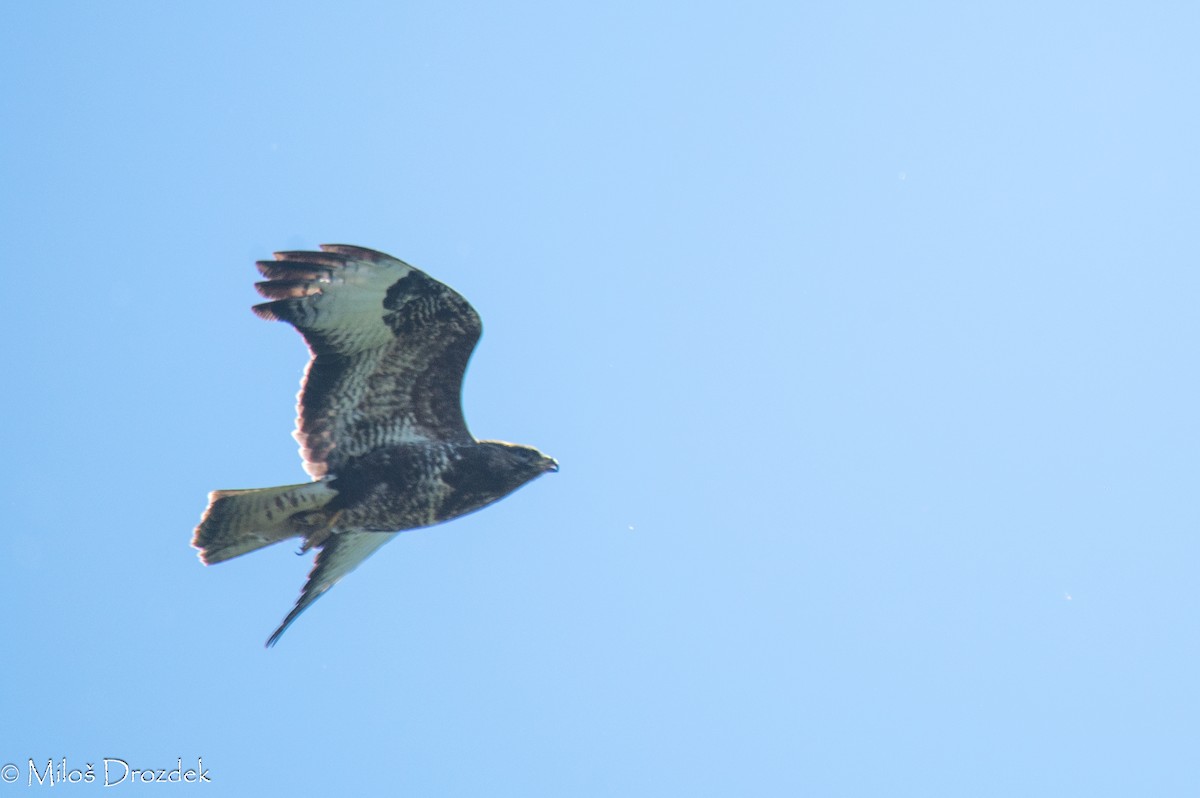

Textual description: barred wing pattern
[252,244,482,478]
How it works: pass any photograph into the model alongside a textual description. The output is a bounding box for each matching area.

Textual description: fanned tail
[192,482,338,565]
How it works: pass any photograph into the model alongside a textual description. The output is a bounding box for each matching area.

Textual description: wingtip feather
[251,301,284,321]
[254,279,323,300]
[264,584,330,647]
[256,260,334,280]
[319,244,392,262]
[271,251,353,268]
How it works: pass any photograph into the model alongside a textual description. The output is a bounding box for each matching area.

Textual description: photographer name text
[1,758,210,787]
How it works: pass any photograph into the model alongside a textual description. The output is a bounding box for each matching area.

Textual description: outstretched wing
[252,245,481,478]
[266,530,399,647]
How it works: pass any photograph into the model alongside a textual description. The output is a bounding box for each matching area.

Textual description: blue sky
[2,2,1198,795]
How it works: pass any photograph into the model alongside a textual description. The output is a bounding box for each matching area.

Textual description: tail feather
[193,481,337,565]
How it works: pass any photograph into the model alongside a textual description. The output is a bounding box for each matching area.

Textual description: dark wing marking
[266,530,399,647]
[252,245,482,478]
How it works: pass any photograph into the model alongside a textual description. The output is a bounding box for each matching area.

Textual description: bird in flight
[193,245,557,646]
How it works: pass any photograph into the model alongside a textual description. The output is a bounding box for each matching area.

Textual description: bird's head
[511,443,559,475]
[479,441,558,481]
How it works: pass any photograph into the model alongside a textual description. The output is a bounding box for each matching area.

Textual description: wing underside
[252,245,482,478]
[266,530,400,647]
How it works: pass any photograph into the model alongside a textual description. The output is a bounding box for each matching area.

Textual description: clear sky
[2,2,1198,795]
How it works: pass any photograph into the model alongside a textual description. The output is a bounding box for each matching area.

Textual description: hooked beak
[542,456,560,473]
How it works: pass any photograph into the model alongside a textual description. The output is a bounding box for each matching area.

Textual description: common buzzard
[192,245,557,646]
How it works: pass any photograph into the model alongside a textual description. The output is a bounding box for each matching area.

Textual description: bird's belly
[333,484,444,533]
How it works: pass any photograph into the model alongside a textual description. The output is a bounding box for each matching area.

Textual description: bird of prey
[192,245,557,646]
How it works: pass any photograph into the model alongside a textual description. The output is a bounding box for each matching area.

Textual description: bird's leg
[292,509,345,554]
